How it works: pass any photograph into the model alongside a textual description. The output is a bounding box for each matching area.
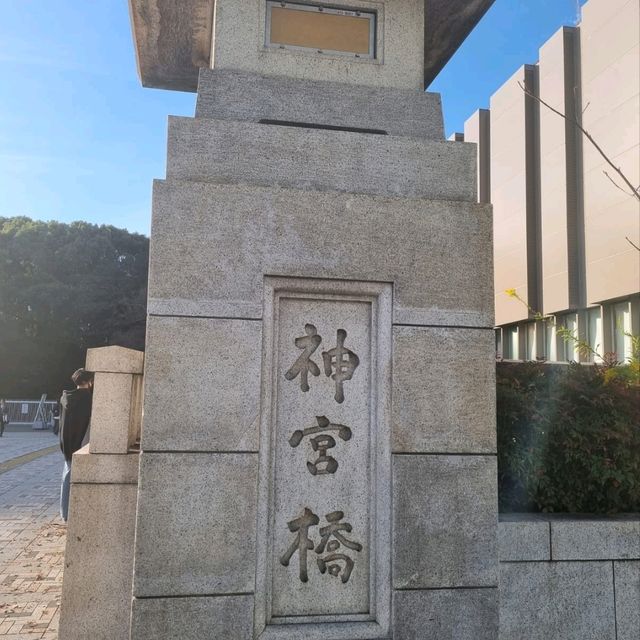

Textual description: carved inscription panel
[274,298,370,617]
[256,277,392,638]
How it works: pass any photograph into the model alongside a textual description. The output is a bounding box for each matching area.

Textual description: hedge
[497,361,640,514]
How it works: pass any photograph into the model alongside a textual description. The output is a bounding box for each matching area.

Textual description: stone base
[59,448,138,640]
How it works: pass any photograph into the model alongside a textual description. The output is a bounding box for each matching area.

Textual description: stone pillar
[59,346,143,640]
[128,66,498,640]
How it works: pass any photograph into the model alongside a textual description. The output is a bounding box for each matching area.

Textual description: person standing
[59,368,93,522]
[0,400,7,437]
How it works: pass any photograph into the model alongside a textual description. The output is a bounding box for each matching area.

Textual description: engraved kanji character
[315,511,363,584]
[279,507,319,583]
[288,415,352,475]
[284,323,322,392]
[322,329,360,403]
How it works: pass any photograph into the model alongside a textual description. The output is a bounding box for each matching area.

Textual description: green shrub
[497,361,640,514]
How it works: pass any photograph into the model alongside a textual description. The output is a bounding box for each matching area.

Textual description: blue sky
[0,0,587,236]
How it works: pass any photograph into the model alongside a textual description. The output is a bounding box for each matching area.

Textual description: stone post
[126,2,498,638]
[59,346,143,640]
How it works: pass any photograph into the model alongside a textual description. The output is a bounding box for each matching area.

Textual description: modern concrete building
[461,0,639,363]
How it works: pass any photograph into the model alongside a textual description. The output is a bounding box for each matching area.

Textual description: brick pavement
[0,431,59,465]
[0,434,65,639]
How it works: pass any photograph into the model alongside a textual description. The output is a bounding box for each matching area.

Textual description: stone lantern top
[129,0,494,92]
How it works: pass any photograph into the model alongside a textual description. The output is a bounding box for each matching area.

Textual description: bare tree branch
[603,170,640,198]
[625,236,640,252]
[518,81,640,202]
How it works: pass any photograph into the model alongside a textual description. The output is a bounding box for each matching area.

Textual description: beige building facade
[461,0,639,363]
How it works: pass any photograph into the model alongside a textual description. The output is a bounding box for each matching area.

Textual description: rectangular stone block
[86,345,144,374]
[551,519,640,560]
[499,561,616,640]
[393,455,498,589]
[142,316,261,452]
[615,561,640,640]
[498,519,550,562]
[89,372,136,454]
[133,453,258,597]
[195,69,445,139]
[59,484,137,640]
[393,588,498,640]
[392,326,496,454]
[71,447,138,484]
[131,595,253,640]
[166,116,476,202]
[149,181,494,327]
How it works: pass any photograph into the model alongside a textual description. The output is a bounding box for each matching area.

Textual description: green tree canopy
[0,217,148,399]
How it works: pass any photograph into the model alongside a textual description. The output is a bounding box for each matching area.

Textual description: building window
[503,325,519,360]
[544,320,557,361]
[612,301,632,363]
[557,313,579,362]
[586,306,603,363]
[266,2,377,59]
[524,322,537,361]
[495,328,503,359]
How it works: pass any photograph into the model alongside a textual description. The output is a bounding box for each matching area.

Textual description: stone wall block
[614,561,640,640]
[89,371,139,454]
[71,447,139,484]
[166,116,477,202]
[59,483,137,640]
[130,595,254,640]
[393,454,498,589]
[498,520,551,562]
[195,69,445,139]
[499,561,616,640]
[86,345,144,374]
[148,181,494,328]
[392,326,496,453]
[551,519,640,560]
[142,316,261,452]
[394,588,498,640]
[133,453,258,597]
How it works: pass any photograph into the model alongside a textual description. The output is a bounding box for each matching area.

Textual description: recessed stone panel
[133,453,258,597]
[142,316,261,452]
[254,277,392,639]
[393,454,498,589]
[392,326,496,453]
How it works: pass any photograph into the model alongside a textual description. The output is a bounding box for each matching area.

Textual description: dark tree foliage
[0,217,148,399]
[497,361,640,514]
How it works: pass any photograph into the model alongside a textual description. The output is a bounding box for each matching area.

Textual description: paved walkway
[0,431,59,466]
[0,430,64,639]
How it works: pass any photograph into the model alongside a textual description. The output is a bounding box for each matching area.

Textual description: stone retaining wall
[498,515,640,640]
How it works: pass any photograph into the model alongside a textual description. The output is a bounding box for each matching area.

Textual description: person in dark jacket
[59,368,94,521]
